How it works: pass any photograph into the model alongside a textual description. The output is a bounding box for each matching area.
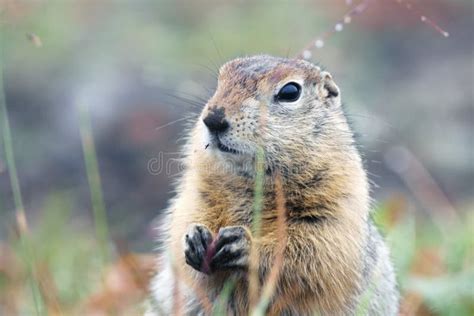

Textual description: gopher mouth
[216,138,239,154]
[208,134,240,155]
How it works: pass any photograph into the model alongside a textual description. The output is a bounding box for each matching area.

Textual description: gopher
[147,55,399,315]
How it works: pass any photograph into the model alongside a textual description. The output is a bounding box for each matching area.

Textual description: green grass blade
[0,27,42,315]
[78,103,110,264]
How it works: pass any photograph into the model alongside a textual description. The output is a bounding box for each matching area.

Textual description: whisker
[162,93,204,110]
[209,32,224,65]
[155,114,199,131]
[194,62,219,80]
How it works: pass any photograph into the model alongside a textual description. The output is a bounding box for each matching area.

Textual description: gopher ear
[318,71,340,105]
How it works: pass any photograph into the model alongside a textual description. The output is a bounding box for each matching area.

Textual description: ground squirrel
[147,55,399,315]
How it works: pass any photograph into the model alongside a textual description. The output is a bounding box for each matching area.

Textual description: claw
[184,224,214,274]
[184,224,251,274]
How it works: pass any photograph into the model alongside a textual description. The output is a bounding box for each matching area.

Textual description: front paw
[184,224,214,274]
[210,226,251,272]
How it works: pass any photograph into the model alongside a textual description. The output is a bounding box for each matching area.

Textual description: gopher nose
[203,108,229,133]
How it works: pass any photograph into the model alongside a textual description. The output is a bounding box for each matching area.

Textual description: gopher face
[199,55,344,172]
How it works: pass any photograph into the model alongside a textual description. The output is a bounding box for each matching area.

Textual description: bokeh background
[0,0,472,315]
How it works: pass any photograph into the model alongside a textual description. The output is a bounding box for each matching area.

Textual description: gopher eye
[275,82,301,103]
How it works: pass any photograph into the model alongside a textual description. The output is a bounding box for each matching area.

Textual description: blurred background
[0,0,472,315]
